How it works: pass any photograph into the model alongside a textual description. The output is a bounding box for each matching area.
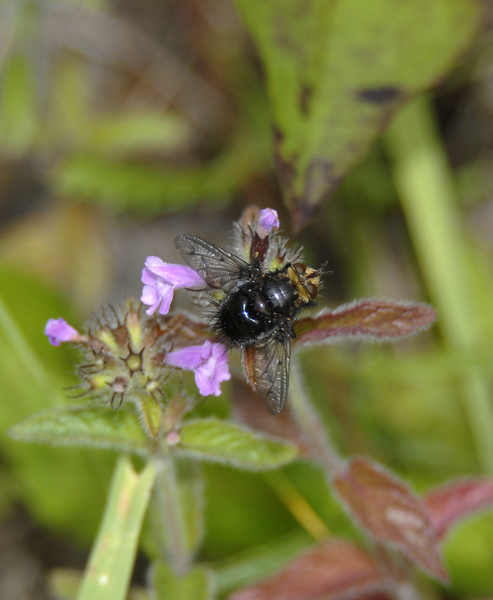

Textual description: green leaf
[234,0,480,228]
[53,155,238,213]
[0,53,37,156]
[151,561,214,600]
[52,96,272,214]
[133,394,163,440]
[179,419,298,470]
[10,405,148,454]
[90,112,192,154]
[0,278,112,541]
[78,456,157,600]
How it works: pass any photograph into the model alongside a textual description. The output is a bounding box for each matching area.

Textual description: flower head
[141,256,205,316]
[45,318,84,346]
[166,340,231,397]
[44,300,212,428]
[258,208,280,238]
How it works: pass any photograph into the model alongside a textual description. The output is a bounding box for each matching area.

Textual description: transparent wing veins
[175,234,251,292]
[254,335,291,414]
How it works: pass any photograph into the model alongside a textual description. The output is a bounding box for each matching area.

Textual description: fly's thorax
[261,275,297,314]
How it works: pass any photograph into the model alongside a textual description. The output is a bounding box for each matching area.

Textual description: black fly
[175,234,323,414]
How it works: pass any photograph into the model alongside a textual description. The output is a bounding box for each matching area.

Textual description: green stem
[77,456,157,600]
[385,95,493,474]
[289,359,343,476]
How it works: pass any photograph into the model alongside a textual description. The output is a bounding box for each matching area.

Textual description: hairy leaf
[179,418,298,469]
[334,457,447,581]
[10,405,148,454]
[294,300,436,347]
[134,394,163,441]
[228,539,388,600]
[425,478,493,541]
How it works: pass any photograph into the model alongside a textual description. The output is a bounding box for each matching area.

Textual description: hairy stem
[153,445,191,575]
[288,358,343,476]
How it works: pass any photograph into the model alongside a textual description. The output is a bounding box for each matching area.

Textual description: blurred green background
[1,0,493,597]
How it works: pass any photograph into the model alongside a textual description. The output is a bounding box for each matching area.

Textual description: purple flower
[45,318,83,346]
[141,256,205,316]
[258,208,280,238]
[166,340,231,397]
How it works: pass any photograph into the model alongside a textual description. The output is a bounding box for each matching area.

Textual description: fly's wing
[175,234,251,293]
[253,335,291,414]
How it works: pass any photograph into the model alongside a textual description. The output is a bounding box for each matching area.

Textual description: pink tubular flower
[45,318,82,346]
[258,208,280,238]
[141,256,205,316]
[166,340,231,397]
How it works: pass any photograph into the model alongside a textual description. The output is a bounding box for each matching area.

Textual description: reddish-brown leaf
[333,458,447,581]
[356,595,395,600]
[228,539,389,600]
[294,300,436,347]
[424,478,493,540]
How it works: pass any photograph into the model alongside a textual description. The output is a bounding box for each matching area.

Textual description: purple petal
[166,340,231,396]
[144,257,204,287]
[166,344,206,370]
[45,318,81,346]
[258,208,280,237]
[194,347,231,396]
[141,256,205,315]
[140,282,173,316]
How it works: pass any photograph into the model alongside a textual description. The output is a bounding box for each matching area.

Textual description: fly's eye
[306,282,318,299]
[293,263,306,275]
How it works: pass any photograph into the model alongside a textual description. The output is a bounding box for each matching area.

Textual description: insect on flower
[174,217,324,414]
